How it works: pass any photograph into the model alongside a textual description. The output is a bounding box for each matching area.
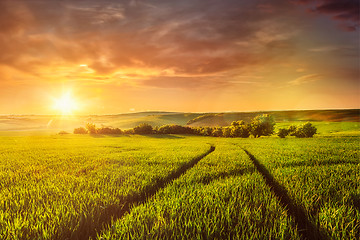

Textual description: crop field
[0,135,210,239]
[0,122,359,239]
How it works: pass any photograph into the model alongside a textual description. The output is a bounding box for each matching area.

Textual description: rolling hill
[0,109,359,132]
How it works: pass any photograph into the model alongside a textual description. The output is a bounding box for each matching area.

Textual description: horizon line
[0,107,359,116]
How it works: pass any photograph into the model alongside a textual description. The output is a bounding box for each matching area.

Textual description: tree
[212,127,223,137]
[231,121,250,138]
[157,124,193,134]
[133,123,153,134]
[222,127,232,138]
[288,125,297,136]
[293,122,317,138]
[250,114,275,138]
[86,123,97,134]
[277,128,289,138]
[97,127,122,134]
[74,127,87,134]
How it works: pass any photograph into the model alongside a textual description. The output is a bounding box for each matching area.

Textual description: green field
[0,120,359,239]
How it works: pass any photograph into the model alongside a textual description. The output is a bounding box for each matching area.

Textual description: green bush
[97,127,122,134]
[157,124,193,134]
[211,127,223,137]
[277,128,289,138]
[133,123,153,134]
[222,127,232,138]
[293,122,317,138]
[73,127,87,134]
[231,121,250,138]
[250,114,275,138]
[278,122,317,138]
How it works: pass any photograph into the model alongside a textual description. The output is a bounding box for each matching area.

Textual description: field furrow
[243,149,330,240]
[238,137,360,240]
[97,142,301,240]
[0,135,210,240]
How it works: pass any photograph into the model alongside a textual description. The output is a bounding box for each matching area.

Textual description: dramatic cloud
[295,0,360,31]
[0,0,358,113]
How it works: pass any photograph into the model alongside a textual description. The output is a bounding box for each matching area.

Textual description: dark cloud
[0,0,301,77]
[294,0,359,31]
[0,0,356,91]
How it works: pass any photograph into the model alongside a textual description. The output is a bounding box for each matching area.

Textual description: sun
[53,92,78,115]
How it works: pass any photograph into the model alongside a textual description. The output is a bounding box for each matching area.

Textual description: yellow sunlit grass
[53,92,78,115]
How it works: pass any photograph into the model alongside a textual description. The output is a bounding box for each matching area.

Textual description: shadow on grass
[243,149,331,240]
[67,145,215,240]
[351,194,360,212]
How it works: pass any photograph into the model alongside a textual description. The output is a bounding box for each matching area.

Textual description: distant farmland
[0,109,359,132]
[0,134,358,239]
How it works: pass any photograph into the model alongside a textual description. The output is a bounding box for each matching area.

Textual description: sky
[0,0,359,114]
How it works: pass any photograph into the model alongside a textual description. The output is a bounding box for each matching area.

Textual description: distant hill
[0,109,359,132]
[187,109,360,127]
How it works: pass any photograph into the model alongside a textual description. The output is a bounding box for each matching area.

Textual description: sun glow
[53,92,78,115]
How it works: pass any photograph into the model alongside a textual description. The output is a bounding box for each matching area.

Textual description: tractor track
[71,145,215,240]
[243,149,330,240]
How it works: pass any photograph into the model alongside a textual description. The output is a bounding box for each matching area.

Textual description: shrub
[73,127,87,134]
[97,127,122,134]
[133,123,153,134]
[288,125,297,136]
[231,121,250,138]
[293,122,317,138]
[212,127,223,137]
[222,127,232,138]
[278,122,317,138]
[250,114,275,138]
[86,123,97,134]
[112,128,122,134]
[157,124,193,134]
[277,128,289,138]
[201,127,213,136]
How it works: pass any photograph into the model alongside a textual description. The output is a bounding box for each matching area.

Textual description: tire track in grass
[74,145,215,240]
[243,149,330,240]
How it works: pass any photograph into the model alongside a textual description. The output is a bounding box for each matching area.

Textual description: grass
[0,135,210,239]
[98,142,301,240]
[0,121,359,239]
[238,137,360,239]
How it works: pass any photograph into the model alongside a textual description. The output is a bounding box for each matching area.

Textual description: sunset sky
[0,0,359,114]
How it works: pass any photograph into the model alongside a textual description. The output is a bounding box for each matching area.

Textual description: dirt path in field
[243,149,330,240]
[75,145,215,240]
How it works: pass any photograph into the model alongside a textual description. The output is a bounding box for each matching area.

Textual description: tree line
[73,114,317,138]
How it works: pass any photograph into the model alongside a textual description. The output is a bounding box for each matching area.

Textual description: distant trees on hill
[133,123,153,134]
[73,114,284,138]
[156,124,193,134]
